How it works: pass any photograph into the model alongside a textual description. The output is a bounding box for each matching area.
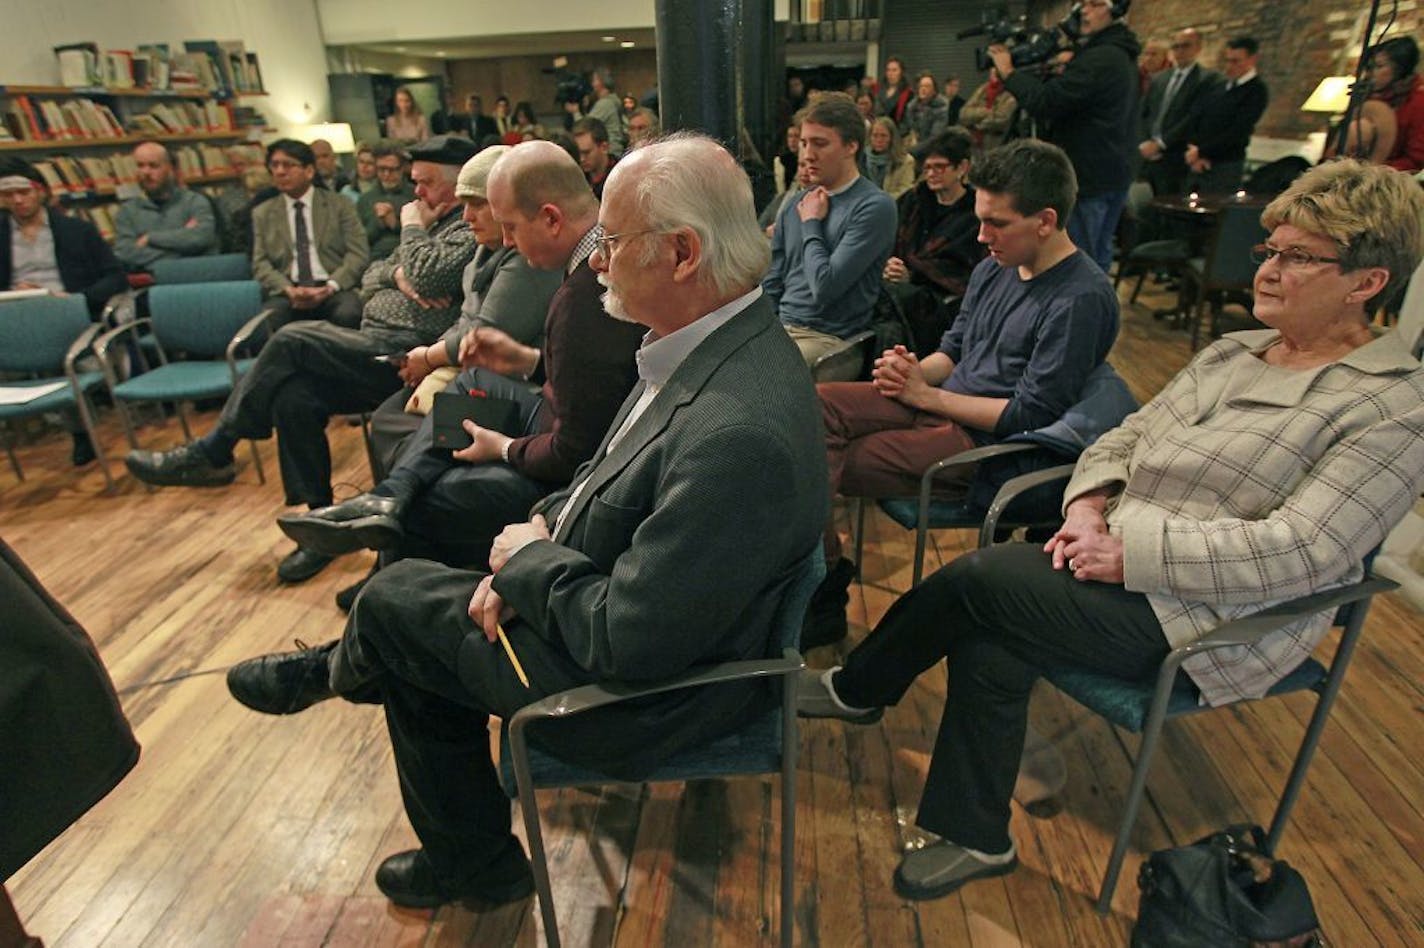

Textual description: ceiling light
[394,46,407,52]
[621,41,635,48]
[602,35,616,42]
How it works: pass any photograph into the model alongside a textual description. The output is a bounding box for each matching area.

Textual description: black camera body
[553,71,592,106]
[959,17,1068,73]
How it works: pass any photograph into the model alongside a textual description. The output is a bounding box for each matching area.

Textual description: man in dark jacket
[1185,37,1269,194]
[992,0,1141,272]
[0,157,126,317]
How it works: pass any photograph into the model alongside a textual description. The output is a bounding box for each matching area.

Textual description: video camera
[551,71,591,106]
[958,16,1068,72]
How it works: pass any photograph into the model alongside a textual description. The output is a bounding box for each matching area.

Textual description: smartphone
[373,352,410,365]
[432,390,522,449]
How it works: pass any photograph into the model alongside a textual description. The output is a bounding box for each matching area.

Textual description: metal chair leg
[780,663,799,948]
[1095,668,1178,914]
[2,423,22,481]
[76,391,114,491]
[175,403,193,441]
[511,724,561,948]
[853,498,866,582]
[247,440,266,485]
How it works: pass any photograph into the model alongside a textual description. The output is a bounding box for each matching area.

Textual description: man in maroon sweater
[277,140,643,571]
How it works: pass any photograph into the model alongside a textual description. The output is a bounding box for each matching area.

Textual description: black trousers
[367,386,421,481]
[379,368,549,568]
[834,543,1168,853]
[329,558,597,884]
[264,289,364,331]
[217,320,421,507]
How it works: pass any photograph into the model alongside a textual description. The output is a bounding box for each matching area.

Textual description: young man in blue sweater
[806,139,1121,645]
[763,92,897,368]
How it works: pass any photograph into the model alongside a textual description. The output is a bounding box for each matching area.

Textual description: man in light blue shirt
[763,92,897,369]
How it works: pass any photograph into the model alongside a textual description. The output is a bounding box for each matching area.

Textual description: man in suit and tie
[220,134,828,910]
[1186,37,1269,194]
[250,139,369,329]
[1138,28,1216,197]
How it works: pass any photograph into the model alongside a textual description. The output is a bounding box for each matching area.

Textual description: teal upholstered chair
[979,465,1396,913]
[149,253,250,284]
[497,547,824,948]
[856,363,1138,588]
[94,280,272,484]
[0,294,113,489]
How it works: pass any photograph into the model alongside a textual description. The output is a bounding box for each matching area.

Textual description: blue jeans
[1068,189,1129,272]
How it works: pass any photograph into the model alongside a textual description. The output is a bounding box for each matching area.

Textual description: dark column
[656,0,775,161]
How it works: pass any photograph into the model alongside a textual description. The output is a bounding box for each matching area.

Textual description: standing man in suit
[221,134,828,910]
[1186,37,1269,194]
[1138,28,1216,197]
[251,139,369,329]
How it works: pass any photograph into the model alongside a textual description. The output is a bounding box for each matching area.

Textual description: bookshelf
[0,80,269,241]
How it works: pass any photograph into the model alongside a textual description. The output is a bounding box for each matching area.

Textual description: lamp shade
[300,122,356,153]
[1301,76,1355,114]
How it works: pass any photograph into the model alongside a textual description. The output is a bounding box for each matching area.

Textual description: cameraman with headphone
[989,0,1140,273]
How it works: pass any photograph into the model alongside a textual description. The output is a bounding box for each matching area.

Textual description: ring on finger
[1069,557,1078,572]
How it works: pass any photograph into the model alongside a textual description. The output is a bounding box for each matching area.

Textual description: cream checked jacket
[1065,329,1424,705]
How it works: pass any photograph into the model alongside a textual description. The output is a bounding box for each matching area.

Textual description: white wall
[1,0,331,135]
[317,0,657,44]
[317,0,790,43]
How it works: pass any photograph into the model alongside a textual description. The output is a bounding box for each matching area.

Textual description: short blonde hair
[1262,159,1424,305]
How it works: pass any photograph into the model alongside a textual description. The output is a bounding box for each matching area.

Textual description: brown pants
[819,381,977,558]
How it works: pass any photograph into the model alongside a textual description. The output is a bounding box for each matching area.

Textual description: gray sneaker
[893,840,1018,901]
[795,667,883,724]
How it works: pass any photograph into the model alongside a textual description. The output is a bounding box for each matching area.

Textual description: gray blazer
[492,295,828,779]
[250,186,369,297]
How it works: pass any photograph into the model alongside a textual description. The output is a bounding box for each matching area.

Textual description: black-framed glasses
[594,229,662,258]
[1249,244,1343,268]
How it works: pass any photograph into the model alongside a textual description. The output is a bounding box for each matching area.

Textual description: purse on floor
[1131,824,1324,947]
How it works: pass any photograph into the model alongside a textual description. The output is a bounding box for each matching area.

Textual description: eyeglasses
[375,163,404,173]
[921,161,955,173]
[594,229,662,258]
[1250,244,1343,269]
[268,159,305,171]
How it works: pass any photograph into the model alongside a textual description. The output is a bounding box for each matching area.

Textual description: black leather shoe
[71,431,97,467]
[277,546,335,584]
[226,639,338,715]
[277,493,405,557]
[375,844,535,909]
[125,442,235,488]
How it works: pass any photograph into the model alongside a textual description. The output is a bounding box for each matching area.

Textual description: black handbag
[1131,824,1324,947]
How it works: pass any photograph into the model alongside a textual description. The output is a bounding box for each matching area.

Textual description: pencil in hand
[496,623,530,688]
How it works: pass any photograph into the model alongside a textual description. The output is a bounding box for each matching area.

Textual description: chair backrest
[148,253,251,284]
[780,546,827,654]
[1202,203,1268,291]
[0,295,93,375]
[1243,156,1310,196]
[147,280,263,358]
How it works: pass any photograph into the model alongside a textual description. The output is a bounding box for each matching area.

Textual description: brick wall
[1030,0,1422,141]
[1132,0,1424,139]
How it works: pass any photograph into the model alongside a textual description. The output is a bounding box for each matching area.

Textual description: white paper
[0,381,69,405]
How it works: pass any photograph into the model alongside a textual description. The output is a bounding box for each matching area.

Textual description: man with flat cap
[126,135,481,584]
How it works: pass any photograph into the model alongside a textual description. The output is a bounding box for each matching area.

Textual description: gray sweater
[438,244,563,363]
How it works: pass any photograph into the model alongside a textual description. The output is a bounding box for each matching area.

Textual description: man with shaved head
[222,134,827,911]
[113,140,219,269]
[268,138,644,575]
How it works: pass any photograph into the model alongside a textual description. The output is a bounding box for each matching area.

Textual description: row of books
[28,143,264,197]
[0,94,234,142]
[53,41,265,96]
[127,100,235,136]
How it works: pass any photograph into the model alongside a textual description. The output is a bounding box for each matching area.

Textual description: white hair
[622,132,770,294]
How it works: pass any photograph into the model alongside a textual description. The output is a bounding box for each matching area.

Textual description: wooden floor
[6,288,1424,947]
